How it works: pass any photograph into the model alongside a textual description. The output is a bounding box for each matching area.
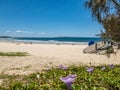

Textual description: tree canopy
[85,0,120,23]
[102,15,120,41]
[85,0,120,42]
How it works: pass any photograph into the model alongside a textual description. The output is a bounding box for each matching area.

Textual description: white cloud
[15,30,33,34]
[16,30,23,33]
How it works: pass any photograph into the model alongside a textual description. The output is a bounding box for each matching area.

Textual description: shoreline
[0,40,88,45]
[0,41,120,75]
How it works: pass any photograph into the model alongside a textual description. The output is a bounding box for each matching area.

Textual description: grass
[0,65,120,90]
[0,52,29,56]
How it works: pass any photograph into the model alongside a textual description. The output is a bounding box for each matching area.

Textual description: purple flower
[58,64,68,70]
[60,74,76,90]
[101,66,106,71]
[58,64,64,68]
[44,66,51,71]
[62,66,68,70]
[109,64,115,68]
[86,67,94,73]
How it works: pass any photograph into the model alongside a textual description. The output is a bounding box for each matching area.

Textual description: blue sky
[0,0,102,37]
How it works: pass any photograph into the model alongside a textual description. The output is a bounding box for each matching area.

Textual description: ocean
[0,37,102,44]
[11,37,102,45]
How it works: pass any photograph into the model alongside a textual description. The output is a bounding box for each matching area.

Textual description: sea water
[12,37,102,45]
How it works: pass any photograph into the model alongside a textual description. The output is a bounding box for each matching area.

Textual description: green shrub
[106,46,114,54]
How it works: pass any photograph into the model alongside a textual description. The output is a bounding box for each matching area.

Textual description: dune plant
[0,52,29,56]
[0,65,120,89]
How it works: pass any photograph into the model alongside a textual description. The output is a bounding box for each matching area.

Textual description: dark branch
[111,0,120,10]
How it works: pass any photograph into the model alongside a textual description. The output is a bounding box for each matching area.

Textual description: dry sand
[0,42,120,75]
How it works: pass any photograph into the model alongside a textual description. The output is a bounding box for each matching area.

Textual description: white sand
[0,42,120,75]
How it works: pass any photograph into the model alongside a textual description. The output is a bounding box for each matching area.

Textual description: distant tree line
[0,36,12,38]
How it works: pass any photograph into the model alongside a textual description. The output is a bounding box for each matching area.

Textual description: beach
[0,42,120,75]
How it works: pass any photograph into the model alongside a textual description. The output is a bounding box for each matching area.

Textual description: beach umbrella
[88,41,95,46]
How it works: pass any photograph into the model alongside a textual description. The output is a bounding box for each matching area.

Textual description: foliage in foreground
[0,52,29,56]
[0,65,120,90]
